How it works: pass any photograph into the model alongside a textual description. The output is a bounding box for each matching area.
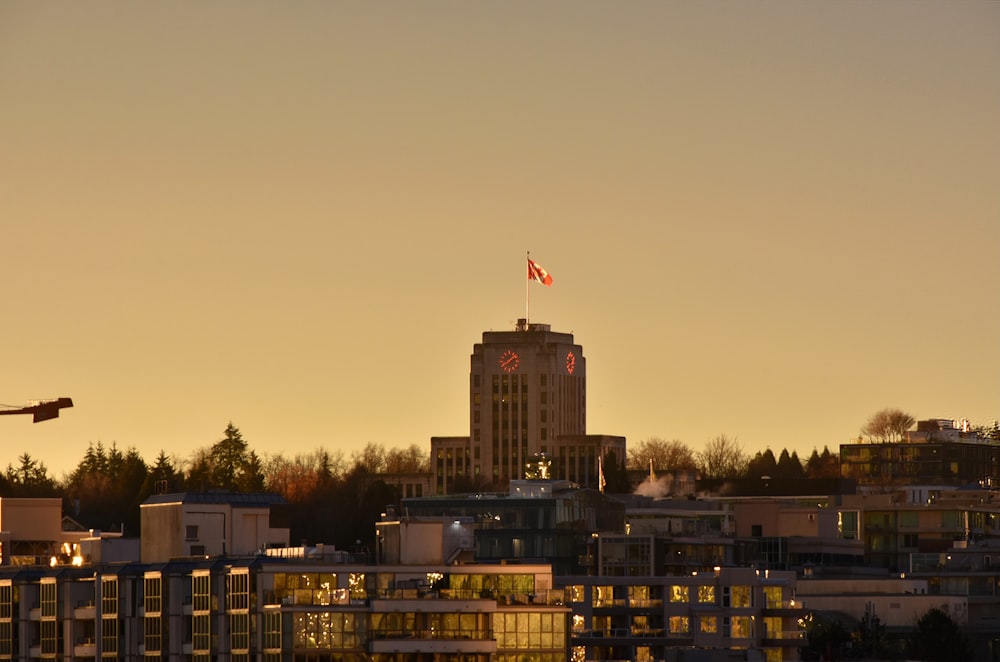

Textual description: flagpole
[525,251,530,326]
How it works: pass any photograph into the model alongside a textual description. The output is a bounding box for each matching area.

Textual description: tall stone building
[431,319,625,494]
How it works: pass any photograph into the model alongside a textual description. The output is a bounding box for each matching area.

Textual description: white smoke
[634,474,673,498]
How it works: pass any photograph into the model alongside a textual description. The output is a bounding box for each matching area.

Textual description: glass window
[102,577,119,615]
[565,585,584,603]
[669,616,689,634]
[629,585,651,607]
[0,583,12,619]
[102,618,118,653]
[227,572,250,611]
[41,582,57,618]
[631,615,649,635]
[230,613,250,652]
[193,573,212,611]
[731,585,752,608]
[40,620,57,655]
[144,616,161,652]
[144,575,162,614]
[698,585,715,603]
[262,610,282,650]
[592,585,614,607]
[349,573,367,600]
[192,613,211,652]
[700,616,717,633]
[0,621,12,656]
[669,585,689,603]
[731,615,753,638]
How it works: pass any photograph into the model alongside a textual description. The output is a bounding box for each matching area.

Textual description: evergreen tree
[3,453,59,497]
[776,448,805,479]
[747,448,778,478]
[912,607,972,661]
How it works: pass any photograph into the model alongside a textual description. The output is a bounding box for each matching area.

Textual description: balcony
[73,638,97,657]
[763,629,806,645]
[763,599,806,615]
[369,634,497,655]
[74,600,96,620]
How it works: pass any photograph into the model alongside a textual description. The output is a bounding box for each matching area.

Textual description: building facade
[431,320,626,494]
[0,556,571,662]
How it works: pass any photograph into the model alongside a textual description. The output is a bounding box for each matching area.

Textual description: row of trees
[627,435,840,481]
[0,423,429,549]
[804,604,971,662]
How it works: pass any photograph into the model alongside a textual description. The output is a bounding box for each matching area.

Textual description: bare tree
[698,435,748,480]
[384,444,429,473]
[861,408,915,443]
[351,442,386,474]
[627,438,698,472]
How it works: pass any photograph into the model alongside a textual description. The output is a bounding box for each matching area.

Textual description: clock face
[498,349,520,373]
[565,351,576,375]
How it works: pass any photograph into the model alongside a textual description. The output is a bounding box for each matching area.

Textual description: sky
[2,2,998,479]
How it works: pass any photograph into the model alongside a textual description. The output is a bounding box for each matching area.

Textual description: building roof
[141,492,286,507]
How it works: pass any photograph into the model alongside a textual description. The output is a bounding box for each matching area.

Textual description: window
[724,585,752,608]
[102,617,119,653]
[0,583,11,619]
[629,585,651,607]
[144,575,162,614]
[102,577,119,615]
[565,585,584,603]
[669,585,689,603]
[700,616,718,634]
[192,613,211,653]
[262,610,282,650]
[230,613,250,652]
[186,525,199,540]
[492,611,564,650]
[592,585,614,608]
[41,581,57,618]
[731,615,753,638]
[349,573,367,600]
[293,612,362,649]
[144,616,161,653]
[40,620,57,655]
[631,614,649,635]
[0,621,11,656]
[227,572,250,611]
[669,616,689,634]
[193,573,212,611]
[698,585,716,603]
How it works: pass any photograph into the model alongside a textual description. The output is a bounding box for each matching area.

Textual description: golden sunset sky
[2,2,998,477]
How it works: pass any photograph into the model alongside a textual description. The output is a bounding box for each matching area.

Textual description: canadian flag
[527,258,553,287]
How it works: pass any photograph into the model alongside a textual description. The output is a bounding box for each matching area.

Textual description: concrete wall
[140,503,184,563]
[0,498,62,541]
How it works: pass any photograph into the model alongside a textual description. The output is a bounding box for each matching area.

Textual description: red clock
[499,349,520,373]
[565,351,576,375]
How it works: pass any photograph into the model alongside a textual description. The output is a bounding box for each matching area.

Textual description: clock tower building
[431,319,625,494]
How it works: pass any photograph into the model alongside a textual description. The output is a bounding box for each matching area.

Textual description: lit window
[669,616,689,634]
[670,585,689,603]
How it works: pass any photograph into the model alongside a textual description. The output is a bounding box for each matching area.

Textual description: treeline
[0,422,429,551]
[626,435,841,481]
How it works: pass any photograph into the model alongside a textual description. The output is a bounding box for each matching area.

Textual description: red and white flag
[527,258,553,287]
